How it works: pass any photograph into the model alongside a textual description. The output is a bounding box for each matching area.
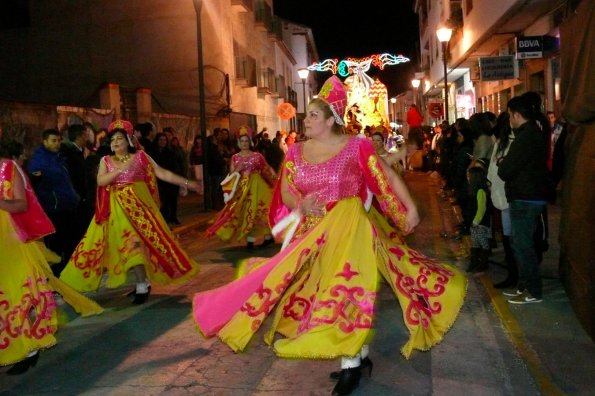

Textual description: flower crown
[108,119,134,136]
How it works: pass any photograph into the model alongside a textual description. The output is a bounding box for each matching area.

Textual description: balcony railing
[254,0,273,32]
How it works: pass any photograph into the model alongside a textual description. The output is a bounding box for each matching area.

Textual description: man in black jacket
[498,95,549,304]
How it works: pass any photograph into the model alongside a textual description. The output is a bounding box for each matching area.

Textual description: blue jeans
[510,201,546,298]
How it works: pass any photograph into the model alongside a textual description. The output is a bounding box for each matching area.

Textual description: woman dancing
[60,120,200,304]
[0,140,103,375]
[193,77,466,395]
[207,128,277,249]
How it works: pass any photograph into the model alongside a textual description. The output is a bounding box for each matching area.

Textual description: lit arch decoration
[307,53,409,132]
[307,53,410,77]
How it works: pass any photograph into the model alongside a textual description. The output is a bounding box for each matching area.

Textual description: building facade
[415,0,564,123]
[414,0,594,341]
[0,0,317,146]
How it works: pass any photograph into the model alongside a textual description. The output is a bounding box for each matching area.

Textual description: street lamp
[390,97,397,125]
[411,79,420,105]
[297,68,310,117]
[436,26,452,123]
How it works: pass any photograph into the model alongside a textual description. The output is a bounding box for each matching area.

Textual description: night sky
[274,0,420,96]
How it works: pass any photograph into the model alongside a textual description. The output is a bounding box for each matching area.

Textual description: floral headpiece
[237,125,253,137]
[237,125,253,147]
[108,119,134,136]
[317,76,347,125]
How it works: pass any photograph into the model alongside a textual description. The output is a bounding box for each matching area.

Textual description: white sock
[360,345,369,359]
[341,354,361,369]
[246,236,256,243]
[136,282,149,294]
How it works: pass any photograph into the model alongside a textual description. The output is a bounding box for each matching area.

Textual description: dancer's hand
[185,180,200,193]
[403,208,420,235]
[298,194,324,217]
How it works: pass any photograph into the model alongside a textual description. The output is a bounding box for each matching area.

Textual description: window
[465,0,473,15]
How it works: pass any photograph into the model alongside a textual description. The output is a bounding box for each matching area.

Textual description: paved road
[2,172,593,395]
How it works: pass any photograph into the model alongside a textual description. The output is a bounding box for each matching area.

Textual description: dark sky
[273,0,420,96]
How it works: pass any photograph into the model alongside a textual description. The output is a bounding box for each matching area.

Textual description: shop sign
[516,36,543,59]
[479,56,518,81]
[428,102,444,119]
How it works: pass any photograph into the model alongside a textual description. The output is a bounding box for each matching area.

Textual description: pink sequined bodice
[105,152,149,184]
[232,152,266,176]
[290,137,364,202]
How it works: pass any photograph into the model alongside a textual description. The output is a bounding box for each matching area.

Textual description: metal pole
[443,41,449,124]
[193,0,210,211]
[302,80,307,131]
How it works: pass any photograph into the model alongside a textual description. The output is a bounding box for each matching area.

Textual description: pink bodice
[104,152,149,184]
[232,152,267,176]
[289,137,364,202]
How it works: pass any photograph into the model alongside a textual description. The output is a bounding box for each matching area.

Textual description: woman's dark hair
[494,112,512,155]
[309,97,345,135]
[0,141,11,158]
[108,129,137,153]
[468,112,492,139]
[467,166,490,195]
[371,132,384,142]
[7,140,24,159]
[521,91,550,133]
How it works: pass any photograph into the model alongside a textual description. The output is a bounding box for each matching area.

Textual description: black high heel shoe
[7,352,39,375]
[332,367,361,395]
[258,238,274,249]
[127,285,152,297]
[132,285,151,305]
[329,357,373,380]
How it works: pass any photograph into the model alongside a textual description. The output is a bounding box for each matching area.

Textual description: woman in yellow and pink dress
[193,77,467,395]
[0,141,103,375]
[60,120,200,304]
[207,129,277,249]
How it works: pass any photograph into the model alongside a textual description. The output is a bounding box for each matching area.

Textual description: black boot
[330,357,373,380]
[332,367,361,395]
[473,249,490,274]
[258,238,274,249]
[466,248,480,273]
[246,241,254,249]
[494,236,519,289]
[132,284,151,305]
[7,352,39,375]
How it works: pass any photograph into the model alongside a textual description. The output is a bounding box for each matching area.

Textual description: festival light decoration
[276,102,296,120]
[307,53,410,134]
[307,53,410,77]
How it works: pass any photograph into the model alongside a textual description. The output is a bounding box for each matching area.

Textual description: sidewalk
[433,173,594,396]
[170,192,214,236]
[176,176,595,394]
[2,176,593,395]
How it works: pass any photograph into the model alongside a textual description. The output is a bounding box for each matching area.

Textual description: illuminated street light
[411,79,420,105]
[436,26,452,123]
[297,68,310,114]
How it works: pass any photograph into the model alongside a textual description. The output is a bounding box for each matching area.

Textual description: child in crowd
[466,164,492,274]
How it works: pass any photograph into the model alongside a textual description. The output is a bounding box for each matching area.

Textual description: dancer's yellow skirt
[194,198,466,359]
[61,181,198,292]
[208,173,273,242]
[0,212,103,366]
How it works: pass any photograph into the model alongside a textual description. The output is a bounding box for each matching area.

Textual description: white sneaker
[508,291,543,304]
[502,289,523,297]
